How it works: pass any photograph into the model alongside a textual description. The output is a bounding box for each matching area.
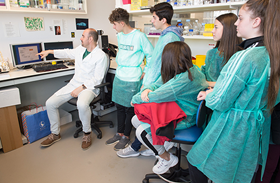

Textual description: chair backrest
[99,53,111,103]
[196,100,213,128]
[103,53,110,84]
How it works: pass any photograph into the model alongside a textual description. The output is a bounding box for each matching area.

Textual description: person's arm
[207,81,216,88]
[143,33,180,86]
[36,50,54,59]
[141,34,154,75]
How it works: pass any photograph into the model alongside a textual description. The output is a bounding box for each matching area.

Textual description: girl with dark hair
[187,0,280,182]
[201,13,242,87]
[131,41,208,174]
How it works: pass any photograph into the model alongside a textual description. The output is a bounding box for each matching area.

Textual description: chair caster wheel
[97,134,102,139]
[142,179,149,183]
[110,124,114,128]
[74,133,79,138]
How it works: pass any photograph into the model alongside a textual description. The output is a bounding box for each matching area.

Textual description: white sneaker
[140,141,175,157]
[117,145,140,158]
[152,153,178,174]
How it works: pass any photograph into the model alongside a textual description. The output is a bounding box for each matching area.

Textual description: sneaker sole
[114,142,130,151]
[105,140,120,146]
[41,138,61,147]
[117,152,140,158]
[140,152,155,157]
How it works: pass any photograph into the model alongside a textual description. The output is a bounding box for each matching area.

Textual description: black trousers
[116,103,135,137]
[187,161,208,183]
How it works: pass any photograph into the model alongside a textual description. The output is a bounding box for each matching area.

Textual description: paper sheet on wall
[4,22,20,37]
[53,19,62,35]
[24,17,44,31]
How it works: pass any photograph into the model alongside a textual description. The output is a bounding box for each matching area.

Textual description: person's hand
[206,88,213,95]
[71,86,84,98]
[140,72,145,80]
[141,89,152,102]
[197,91,206,101]
[131,101,134,107]
[36,50,53,59]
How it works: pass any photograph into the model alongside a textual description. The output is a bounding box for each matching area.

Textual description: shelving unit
[147,35,213,40]
[0,0,87,14]
[128,2,245,15]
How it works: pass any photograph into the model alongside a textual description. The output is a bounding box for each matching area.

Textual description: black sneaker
[114,136,130,151]
[106,133,122,145]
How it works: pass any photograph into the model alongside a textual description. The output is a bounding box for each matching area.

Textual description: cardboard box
[131,0,148,11]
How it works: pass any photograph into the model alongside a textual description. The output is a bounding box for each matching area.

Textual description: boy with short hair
[106,8,154,151]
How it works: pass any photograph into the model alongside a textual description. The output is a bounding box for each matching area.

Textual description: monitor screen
[10,42,43,67]
[43,41,74,61]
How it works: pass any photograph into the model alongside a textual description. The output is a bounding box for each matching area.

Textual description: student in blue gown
[187,0,280,183]
[200,13,242,87]
[132,41,208,175]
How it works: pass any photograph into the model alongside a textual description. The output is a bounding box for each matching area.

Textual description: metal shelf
[147,35,213,40]
[128,2,245,16]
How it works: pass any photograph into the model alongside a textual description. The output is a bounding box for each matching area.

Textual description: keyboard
[33,63,68,72]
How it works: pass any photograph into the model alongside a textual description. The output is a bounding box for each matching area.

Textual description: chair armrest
[94,82,110,89]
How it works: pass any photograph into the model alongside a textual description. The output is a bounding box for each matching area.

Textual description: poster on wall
[0,0,5,6]
[24,17,44,31]
[75,18,88,30]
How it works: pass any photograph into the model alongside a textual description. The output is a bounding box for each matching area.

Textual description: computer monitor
[10,42,43,68]
[43,41,74,62]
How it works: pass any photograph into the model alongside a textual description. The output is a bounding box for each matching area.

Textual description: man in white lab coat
[37,28,107,150]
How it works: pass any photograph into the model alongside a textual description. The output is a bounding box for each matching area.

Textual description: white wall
[0,0,117,67]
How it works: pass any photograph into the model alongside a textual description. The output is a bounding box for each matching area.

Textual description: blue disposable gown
[187,46,271,183]
[112,29,153,107]
[200,47,225,82]
[143,26,184,86]
[132,66,208,130]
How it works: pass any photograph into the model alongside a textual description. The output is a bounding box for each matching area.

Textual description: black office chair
[142,100,213,183]
[68,54,114,139]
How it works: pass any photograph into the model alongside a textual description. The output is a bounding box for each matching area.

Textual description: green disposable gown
[132,66,208,130]
[187,46,271,183]
[112,29,153,107]
[200,47,225,82]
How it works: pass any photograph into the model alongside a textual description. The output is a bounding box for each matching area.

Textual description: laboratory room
[1,0,279,183]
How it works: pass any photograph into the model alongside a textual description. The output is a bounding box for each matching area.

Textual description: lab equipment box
[131,0,148,11]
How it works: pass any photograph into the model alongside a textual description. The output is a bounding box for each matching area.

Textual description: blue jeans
[131,137,142,152]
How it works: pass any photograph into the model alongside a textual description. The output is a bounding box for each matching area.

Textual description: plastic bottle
[200,23,205,35]
[187,0,193,6]
[184,19,192,35]
[188,29,194,36]
[78,0,83,10]
[193,19,199,35]
[178,0,186,6]
[178,23,183,29]
[46,0,51,10]
[176,19,182,27]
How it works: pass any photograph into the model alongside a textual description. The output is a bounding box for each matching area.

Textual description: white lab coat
[53,45,107,96]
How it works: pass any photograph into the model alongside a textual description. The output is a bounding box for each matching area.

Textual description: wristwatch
[82,84,87,90]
